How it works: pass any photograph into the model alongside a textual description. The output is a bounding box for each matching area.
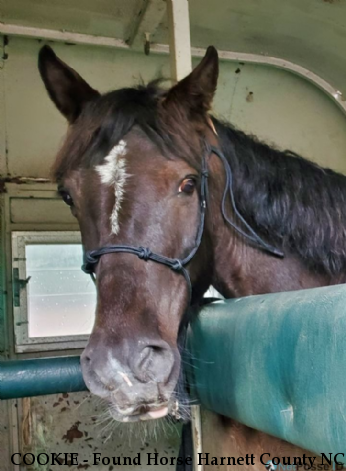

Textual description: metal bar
[166,0,192,80]
[190,405,203,471]
[126,0,167,49]
[152,43,346,113]
[0,22,344,112]
[0,356,86,399]
[0,22,128,49]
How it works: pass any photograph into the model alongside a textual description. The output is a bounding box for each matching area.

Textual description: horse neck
[209,228,332,298]
[204,133,334,298]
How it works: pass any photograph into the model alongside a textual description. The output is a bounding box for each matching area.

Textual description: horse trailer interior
[1,1,346,470]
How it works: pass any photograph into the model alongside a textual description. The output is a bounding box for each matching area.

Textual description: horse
[38,44,346,461]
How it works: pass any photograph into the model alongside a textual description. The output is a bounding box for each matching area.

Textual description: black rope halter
[82,142,284,303]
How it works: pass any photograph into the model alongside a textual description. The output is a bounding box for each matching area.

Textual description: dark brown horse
[38,44,346,434]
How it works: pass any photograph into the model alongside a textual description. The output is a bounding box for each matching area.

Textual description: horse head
[38,45,220,422]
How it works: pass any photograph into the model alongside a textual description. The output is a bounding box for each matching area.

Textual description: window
[12,232,96,353]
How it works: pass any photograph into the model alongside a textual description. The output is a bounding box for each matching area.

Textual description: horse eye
[59,190,74,207]
[179,178,196,195]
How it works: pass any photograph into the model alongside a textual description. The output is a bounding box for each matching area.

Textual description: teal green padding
[187,284,346,456]
[0,356,86,399]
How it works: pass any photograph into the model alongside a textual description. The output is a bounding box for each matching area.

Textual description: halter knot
[138,247,152,261]
[171,259,184,272]
[201,170,209,178]
[81,251,99,274]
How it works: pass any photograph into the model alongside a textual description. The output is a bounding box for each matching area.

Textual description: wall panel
[1,38,346,178]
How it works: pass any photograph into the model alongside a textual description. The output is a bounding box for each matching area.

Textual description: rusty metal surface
[0,400,11,471]
[155,0,346,96]
[19,391,182,470]
[0,37,6,178]
[2,37,170,179]
[3,0,346,97]
[1,0,142,42]
[2,37,346,179]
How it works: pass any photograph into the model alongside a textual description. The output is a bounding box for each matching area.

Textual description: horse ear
[164,46,219,115]
[38,45,100,123]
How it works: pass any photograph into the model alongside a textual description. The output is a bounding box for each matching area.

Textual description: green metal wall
[2,0,346,97]
[1,34,346,470]
[1,36,346,179]
[1,33,346,357]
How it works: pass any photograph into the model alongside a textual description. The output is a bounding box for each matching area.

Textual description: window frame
[11,231,94,353]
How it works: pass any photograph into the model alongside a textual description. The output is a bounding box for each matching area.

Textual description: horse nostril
[132,343,175,384]
[139,346,161,368]
[81,351,91,363]
[80,351,93,370]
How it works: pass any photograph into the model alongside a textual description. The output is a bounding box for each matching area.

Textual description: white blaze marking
[96,140,128,234]
[106,352,133,387]
[119,372,133,387]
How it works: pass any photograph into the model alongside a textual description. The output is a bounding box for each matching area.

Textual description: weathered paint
[22,391,182,471]
[1,37,346,179]
[0,389,10,470]
[1,32,346,470]
[127,0,167,49]
[2,0,346,95]
[208,58,346,174]
[0,37,6,178]
[191,405,203,471]
[1,36,170,178]
[0,182,7,359]
[10,197,75,225]
[155,0,346,97]
[0,0,141,44]
[166,0,192,80]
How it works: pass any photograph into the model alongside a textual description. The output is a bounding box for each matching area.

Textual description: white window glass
[26,244,96,338]
[12,232,96,353]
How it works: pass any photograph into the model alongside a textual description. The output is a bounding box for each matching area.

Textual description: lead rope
[210,144,284,258]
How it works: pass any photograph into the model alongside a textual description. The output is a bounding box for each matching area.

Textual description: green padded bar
[187,284,346,456]
[0,356,86,399]
[2,284,346,458]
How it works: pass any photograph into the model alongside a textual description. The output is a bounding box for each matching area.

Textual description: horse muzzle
[80,338,181,422]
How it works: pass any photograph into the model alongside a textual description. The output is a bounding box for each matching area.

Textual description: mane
[53,80,346,277]
[214,118,346,276]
